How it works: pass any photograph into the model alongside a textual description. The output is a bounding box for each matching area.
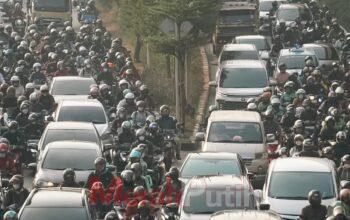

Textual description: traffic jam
[0,0,349,219]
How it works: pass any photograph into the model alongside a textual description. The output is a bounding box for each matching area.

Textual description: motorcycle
[112,142,130,174]
[162,131,176,171]
[161,203,180,220]
[149,153,165,191]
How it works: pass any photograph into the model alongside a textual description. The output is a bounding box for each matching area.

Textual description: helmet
[337,131,347,143]
[129,149,141,159]
[149,122,159,132]
[325,116,335,127]
[140,85,148,94]
[167,166,180,180]
[121,121,132,129]
[146,115,156,125]
[33,62,42,69]
[293,119,304,129]
[136,129,146,138]
[136,100,146,108]
[130,163,141,176]
[10,174,23,185]
[104,211,118,220]
[322,146,333,156]
[63,168,75,182]
[126,69,133,76]
[247,103,257,111]
[270,97,280,105]
[3,210,17,220]
[40,84,49,92]
[29,92,38,102]
[121,170,134,184]
[8,121,18,130]
[94,157,106,167]
[123,89,132,98]
[308,190,322,206]
[125,92,135,100]
[135,80,142,88]
[296,89,306,97]
[90,87,99,97]
[0,143,9,153]
[342,155,350,164]
[160,105,170,116]
[10,75,20,82]
[294,134,304,146]
[119,79,129,88]
[117,107,126,117]
[303,139,314,151]
[99,84,110,94]
[138,200,151,217]
[284,81,295,89]
[335,86,345,95]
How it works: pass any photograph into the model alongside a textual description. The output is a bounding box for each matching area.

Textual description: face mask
[0,152,6,158]
[13,184,20,190]
[119,113,125,118]
[298,95,304,99]
[22,109,29,114]
[138,107,144,112]
[86,64,91,69]
[139,136,145,141]
[295,140,303,146]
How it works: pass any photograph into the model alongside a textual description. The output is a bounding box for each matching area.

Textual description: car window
[181,159,242,178]
[220,50,259,62]
[51,79,95,95]
[306,46,339,60]
[219,10,255,23]
[219,67,267,88]
[268,171,335,199]
[259,1,273,11]
[43,148,98,170]
[183,185,254,214]
[236,39,270,51]
[20,207,88,220]
[277,7,311,21]
[278,55,317,69]
[208,122,263,143]
[57,106,106,123]
[42,129,99,149]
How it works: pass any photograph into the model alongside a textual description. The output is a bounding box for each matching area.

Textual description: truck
[213,1,258,55]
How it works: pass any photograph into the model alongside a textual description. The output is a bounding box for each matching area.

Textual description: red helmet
[0,143,9,153]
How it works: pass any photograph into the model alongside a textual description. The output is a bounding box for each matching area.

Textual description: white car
[218,44,260,65]
[259,0,287,19]
[259,157,338,219]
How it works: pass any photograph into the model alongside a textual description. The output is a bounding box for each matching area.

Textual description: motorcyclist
[294,139,319,157]
[99,84,115,108]
[158,167,184,206]
[131,163,152,193]
[29,63,46,85]
[104,211,118,220]
[263,108,281,135]
[1,175,29,212]
[111,107,127,134]
[10,76,24,98]
[257,90,271,113]
[114,169,135,206]
[38,85,55,113]
[125,149,148,175]
[135,85,155,112]
[3,121,24,146]
[11,3,24,20]
[332,189,350,217]
[156,105,180,160]
[147,122,164,151]
[328,21,344,43]
[96,62,114,86]
[53,61,70,77]
[23,113,44,140]
[300,99,317,122]
[131,101,152,128]
[321,146,336,161]
[328,62,344,82]
[88,181,112,218]
[319,91,338,115]
[338,155,350,181]
[131,200,155,220]
[80,59,95,77]
[116,79,131,102]
[61,168,80,187]
[289,134,304,156]
[131,131,154,167]
[117,121,136,148]
[319,116,337,142]
[280,105,296,130]
[117,92,137,118]
[276,63,289,86]
[15,102,30,128]
[300,190,327,220]
[0,143,17,175]
[280,81,296,106]
[3,86,18,113]
[333,131,350,161]
[24,83,35,99]
[266,97,284,122]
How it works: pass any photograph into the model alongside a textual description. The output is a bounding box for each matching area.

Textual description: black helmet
[308,190,322,206]
[342,155,350,165]
[63,168,76,182]
[121,170,134,184]
[167,166,179,180]
[137,200,151,217]
[160,105,170,116]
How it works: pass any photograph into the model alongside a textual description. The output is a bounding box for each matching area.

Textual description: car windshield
[220,50,259,62]
[57,106,106,124]
[236,39,270,51]
[34,0,70,12]
[208,122,263,143]
[277,7,311,21]
[305,46,339,60]
[260,1,280,11]
[43,129,99,149]
[183,185,254,214]
[51,79,95,95]
[219,67,267,88]
[43,148,97,170]
[20,207,88,220]
[269,172,335,199]
[279,55,317,69]
[181,159,242,178]
[219,10,255,23]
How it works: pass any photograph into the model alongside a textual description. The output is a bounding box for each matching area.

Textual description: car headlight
[37,180,55,187]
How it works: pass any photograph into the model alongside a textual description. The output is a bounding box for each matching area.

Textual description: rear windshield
[236,38,270,51]
[219,67,267,88]
[43,129,99,149]
[219,10,255,23]
[277,7,311,21]
[51,79,95,95]
[57,106,106,124]
[34,0,70,12]
[20,207,88,220]
[220,50,259,62]
[306,46,339,60]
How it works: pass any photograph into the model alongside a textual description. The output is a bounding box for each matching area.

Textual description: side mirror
[209,81,217,87]
[28,163,37,169]
[259,203,270,211]
[195,132,205,141]
[106,164,116,172]
[266,134,276,143]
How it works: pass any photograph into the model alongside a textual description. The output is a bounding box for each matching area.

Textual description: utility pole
[174,22,181,122]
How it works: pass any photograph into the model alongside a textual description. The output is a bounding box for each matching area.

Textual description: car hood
[286,69,302,75]
[266,197,335,216]
[35,169,93,185]
[53,95,89,102]
[180,213,212,220]
[203,142,264,158]
[218,87,264,97]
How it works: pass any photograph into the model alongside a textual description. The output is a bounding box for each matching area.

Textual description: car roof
[45,141,100,150]
[235,35,267,40]
[52,76,95,82]
[59,99,103,107]
[46,122,96,130]
[210,210,281,220]
[222,43,257,51]
[209,110,262,123]
[188,175,250,189]
[26,187,87,208]
[279,48,316,57]
[221,60,266,69]
[272,157,334,172]
[302,43,335,49]
[187,152,239,160]
[278,3,307,9]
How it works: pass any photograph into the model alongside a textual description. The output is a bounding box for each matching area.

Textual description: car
[196,110,275,188]
[53,100,110,137]
[218,44,260,65]
[275,47,319,76]
[32,141,102,187]
[259,157,338,219]
[49,76,96,102]
[18,187,95,220]
[179,152,249,184]
[37,122,103,155]
[275,3,313,27]
[210,210,282,220]
[212,60,269,109]
[234,35,271,61]
[302,43,340,70]
[258,0,287,19]
[179,175,257,220]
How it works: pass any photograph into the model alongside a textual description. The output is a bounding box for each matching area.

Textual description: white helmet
[40,84,49,92]
[10,75,20,82]
[125,92,135,99]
